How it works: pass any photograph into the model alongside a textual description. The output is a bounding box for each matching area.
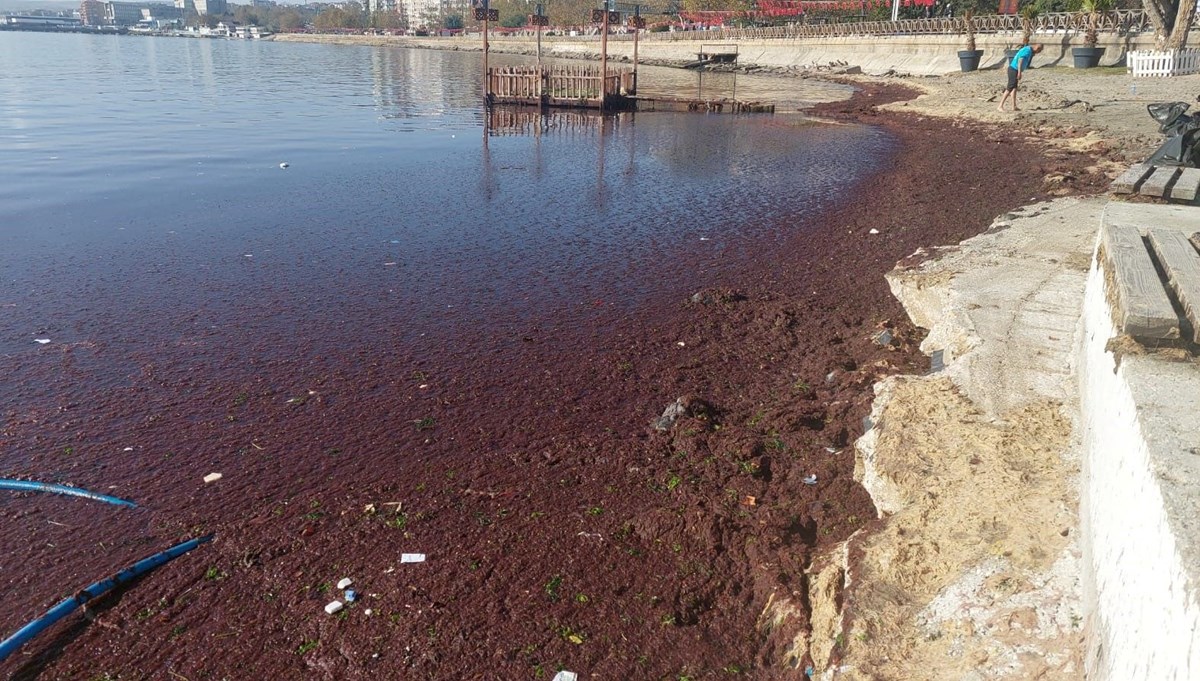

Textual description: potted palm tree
[958,10,984,72]
[1070,0,1112,68]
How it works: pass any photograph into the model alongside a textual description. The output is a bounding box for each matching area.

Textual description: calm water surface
[0,32,892,406]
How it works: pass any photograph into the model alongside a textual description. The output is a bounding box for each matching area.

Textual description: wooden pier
[486,64,774,115]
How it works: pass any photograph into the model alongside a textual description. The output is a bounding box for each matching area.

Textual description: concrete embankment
[1077,202,1200,680]
[275,31,1159,76]
[794,195,1200,679]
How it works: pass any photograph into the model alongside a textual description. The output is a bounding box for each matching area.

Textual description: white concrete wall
[1077,250,1200,680]
[282,31,1161,76]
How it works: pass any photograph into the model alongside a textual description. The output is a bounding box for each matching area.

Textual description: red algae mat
[0,83,1109,680]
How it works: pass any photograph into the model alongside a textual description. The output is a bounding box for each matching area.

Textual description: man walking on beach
[998,43,1043,112]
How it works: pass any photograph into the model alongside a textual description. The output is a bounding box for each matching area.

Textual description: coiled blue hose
[0,534,214,663]
[0,479,137,508]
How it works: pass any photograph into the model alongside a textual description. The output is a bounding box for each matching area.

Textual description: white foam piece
[336,577,353,590]
[400,553,425,563]
[324,601,343,615]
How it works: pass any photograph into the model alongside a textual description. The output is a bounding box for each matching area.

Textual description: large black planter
[958,49,984,72]
[1072,46,1106,68]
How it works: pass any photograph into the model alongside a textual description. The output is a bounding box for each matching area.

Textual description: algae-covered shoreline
[0,35,1131,679]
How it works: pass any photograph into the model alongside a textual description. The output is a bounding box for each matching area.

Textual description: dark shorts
[1006,66,1019,91]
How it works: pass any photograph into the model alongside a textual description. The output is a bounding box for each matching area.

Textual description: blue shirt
[1010,45,1034,71]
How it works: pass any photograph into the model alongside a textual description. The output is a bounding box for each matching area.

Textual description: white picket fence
[1128,48,1200,77]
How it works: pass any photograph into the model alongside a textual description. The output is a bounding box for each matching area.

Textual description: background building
[194,0,227,15]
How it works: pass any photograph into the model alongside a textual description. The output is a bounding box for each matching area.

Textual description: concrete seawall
[1076,203,1200,680]
[277,31,1163,76]
[824,197,1200,678]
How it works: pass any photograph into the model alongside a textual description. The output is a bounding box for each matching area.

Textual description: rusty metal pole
[600,3,608,111]
[536,3,542,65]
[631,10,639,95]
[483,4,490,103]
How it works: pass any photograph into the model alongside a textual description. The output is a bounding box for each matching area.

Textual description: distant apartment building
[78,0,182,26]
[404,0,463,29]
[80,0,104,25]
[193,0,227,15]
[250,0,276,6]
[368,0,398,14]
[142,4,182,20]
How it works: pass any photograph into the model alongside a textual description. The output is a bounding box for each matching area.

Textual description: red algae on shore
[0,82,1110,680]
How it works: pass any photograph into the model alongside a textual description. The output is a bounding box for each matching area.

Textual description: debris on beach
[324,601,343,615]
[869,228,880,234]
[345,589,358,602]
[653,397,688,431]
[742,495,757,506]
[337,578,353,590]
[400,553,425,563]
[33,338,50,344]
[552,671,578,681]
[803,474,818,485]
[872,329,894,346]
[203,473,222,484]
[279,162,289,169]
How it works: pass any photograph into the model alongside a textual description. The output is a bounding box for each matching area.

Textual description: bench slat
[1111,163,1154,194]
[1140,166,1181,198]
[1169,167,1200,202]
[1102,224,1181,342]
[1148,228,1200,343]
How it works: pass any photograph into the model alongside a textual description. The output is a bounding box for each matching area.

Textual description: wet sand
[0,82,1111,680]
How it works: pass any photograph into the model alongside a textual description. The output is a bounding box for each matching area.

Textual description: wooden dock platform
[487,65,634,110]
[486,65,774,115]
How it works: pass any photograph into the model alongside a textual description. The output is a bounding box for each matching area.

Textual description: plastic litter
[344,589,358,602]
[872,329,893,346]
[33,339,50,344]
[551,672,578,681]
[364,608,373,616]
[1146,102,1200,167]
[324,601,343,615]
[929,349,945,373]
[279,162,289,169]
[203,473,222,484]
[868,228,880,234]
[802,474,818,485]
[336,578,353,590]
[400,553,425,563]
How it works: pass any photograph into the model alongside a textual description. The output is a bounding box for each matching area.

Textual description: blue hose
[0,479,137,508]
[0,534,214,663]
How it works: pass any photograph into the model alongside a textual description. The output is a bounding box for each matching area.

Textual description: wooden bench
[1102,223,1200,344]
[1111,163,1200,202]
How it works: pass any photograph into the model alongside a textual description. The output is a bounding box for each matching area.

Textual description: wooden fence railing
[487,65,628,104]
[482,9,1172,42]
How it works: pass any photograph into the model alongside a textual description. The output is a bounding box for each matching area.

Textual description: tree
[371,10,404,29]
[501,13,526,27]
[1143,0,1197,48]
[444,13,463,28]
[275,9,305,31]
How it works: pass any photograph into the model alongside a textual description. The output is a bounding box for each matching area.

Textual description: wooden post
[600,4,608,111]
